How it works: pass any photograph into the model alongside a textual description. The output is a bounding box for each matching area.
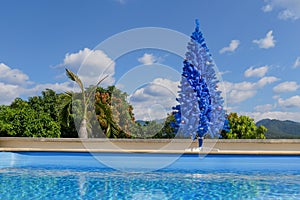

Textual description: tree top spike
[195,19,199,28]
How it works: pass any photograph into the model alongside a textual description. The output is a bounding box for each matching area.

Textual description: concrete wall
[1,137,300,154]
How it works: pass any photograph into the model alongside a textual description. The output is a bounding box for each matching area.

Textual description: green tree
[131,120,162,139]
[0,99,60,137]
[221,112,266,139]
[0,105,15,136]
[256,125,268,139]
[28,89,76,137]
[28,89,60,121]
[153,114,176,138]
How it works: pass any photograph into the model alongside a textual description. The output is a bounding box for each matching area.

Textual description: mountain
[256,119,300,139]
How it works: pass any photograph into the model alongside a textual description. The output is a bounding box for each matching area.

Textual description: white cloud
[0,62,74,105]
[219,40,240,54]
[58,48,115,87]
[24,82,73,96]
[254,104,274,112]
[253,30,276,49]
[262,4,273,12]
[0,63,31,85]
[1,48,115,105]
[227,90,257,104]
[230,81,255,90]
[256,76,279,87]
[278,9,297,20]
[1,48,116,105]
[293,57,300,68]
[273,81,300,93]
[129,73,278,113]
[278,95,300,108]
[0,63,31,104]
[137,53,157,65]
[262,0,300,20]
[218,70,231,76]
[224,76,278,91]
[246,111,300,122]
[222,76,279,104]
[0,81,73,105]
[0,82,22,105]
[129,78,179,120]
[244,66,269,78]
[144,78,179,97]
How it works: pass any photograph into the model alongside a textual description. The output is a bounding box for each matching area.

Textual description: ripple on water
[0,168,299,200]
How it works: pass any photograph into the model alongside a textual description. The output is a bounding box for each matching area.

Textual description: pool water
[1,152,299,200]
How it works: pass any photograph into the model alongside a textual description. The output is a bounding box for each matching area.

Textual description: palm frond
[58,92,73,127]
[59,102,71,127]
[96,74,109,87]
[86,75,109,103]
[65,68,84,92]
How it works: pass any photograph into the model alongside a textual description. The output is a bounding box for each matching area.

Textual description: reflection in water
[78,175,87,199]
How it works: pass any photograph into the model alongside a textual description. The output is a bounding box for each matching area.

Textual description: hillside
[256,119,300,139]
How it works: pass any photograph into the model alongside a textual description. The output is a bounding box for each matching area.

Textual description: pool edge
[1,138,300,155]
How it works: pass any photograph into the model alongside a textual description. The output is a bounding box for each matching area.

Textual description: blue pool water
[0,152,299,199]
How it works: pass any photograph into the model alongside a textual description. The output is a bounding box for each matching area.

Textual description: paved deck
[1,137,300,155]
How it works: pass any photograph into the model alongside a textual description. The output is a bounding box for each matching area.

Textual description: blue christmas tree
[173,20,226,147]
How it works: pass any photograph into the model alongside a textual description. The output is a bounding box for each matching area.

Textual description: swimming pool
[1,152,299,199]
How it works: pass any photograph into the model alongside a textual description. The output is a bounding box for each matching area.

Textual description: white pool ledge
[1,137,300,155]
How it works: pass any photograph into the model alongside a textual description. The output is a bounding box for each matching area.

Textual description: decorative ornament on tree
[173,19,226,148]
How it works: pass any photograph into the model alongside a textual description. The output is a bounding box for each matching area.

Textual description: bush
[221,112,266,139]
[0,100,60,137]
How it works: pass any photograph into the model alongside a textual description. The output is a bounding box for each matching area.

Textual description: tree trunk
[78,119,88,138]
[198,136,204,148]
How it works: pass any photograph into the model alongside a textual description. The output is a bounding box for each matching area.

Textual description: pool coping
[1,137,300,155]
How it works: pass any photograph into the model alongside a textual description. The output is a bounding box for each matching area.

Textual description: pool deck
[1,137,300,155]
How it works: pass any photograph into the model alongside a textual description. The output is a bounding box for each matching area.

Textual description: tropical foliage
[93,86,134,138]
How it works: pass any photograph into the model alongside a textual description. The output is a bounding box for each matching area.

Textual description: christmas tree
[173,20,226,147]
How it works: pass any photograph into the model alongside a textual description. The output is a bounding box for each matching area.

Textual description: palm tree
[64,68,107,138]
[58,91,79,138]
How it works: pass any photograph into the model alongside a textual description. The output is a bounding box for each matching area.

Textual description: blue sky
[0,0,300,122]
